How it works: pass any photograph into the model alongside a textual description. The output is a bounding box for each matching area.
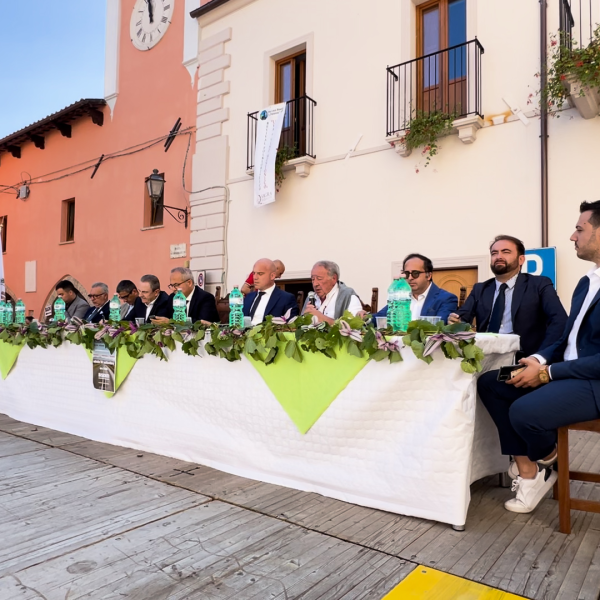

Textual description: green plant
[275,145,297,190]
[543,26,600,113]
[402,110,456,166]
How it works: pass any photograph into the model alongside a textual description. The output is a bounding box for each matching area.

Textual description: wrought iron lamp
[145,169,189,228]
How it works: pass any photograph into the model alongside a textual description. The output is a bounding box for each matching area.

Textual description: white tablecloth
[0,333,519,527]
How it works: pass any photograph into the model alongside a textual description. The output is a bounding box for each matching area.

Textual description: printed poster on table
[92,340,116,393]
[253,103,286,208]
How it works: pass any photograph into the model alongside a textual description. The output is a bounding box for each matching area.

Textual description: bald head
[273,260,285,279]
[252,259,277,291]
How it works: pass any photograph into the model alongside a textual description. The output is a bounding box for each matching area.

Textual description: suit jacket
[372,283,457,324]
[540,276,600,404]
[457,272,567,356]
[127,291,171,323]
[66,295,90,321]
[84,302,110,324]
[167,286,220,323]
[243,286,299,321]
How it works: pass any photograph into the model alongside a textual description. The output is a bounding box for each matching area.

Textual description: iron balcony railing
[247,95,316,171]
[386,39,484,137]
[560,0,599,49]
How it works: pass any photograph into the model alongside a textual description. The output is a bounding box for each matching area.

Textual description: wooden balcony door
[417,0,467,116]
[275,52,306,156]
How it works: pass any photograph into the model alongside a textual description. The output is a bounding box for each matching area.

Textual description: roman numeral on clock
[164,4,171,10]
[137,28,143,38]
[161,16,168,23]
[136,20,142,26]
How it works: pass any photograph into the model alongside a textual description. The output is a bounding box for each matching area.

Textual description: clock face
[130,0,174,51]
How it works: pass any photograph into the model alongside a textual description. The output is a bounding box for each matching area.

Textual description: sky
[0,1,106,139]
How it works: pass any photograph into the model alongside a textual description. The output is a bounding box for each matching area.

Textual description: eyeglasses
[118,294,131,300]
[88,293,107,299]
[168,279,191,290]
[402,270,428,279]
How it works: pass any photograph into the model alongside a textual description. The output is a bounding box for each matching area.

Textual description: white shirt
[314,283,362,319]
[145,298,157,320]
[534,267,600,376]
[411,283,432,320]
[491,273,519,334]
[250,284,276,325]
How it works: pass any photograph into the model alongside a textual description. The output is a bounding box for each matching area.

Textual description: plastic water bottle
[15,299,25,325]
[0,301,6,325]
[229,286,244,328]
[387,279,399,330]
[172,290,187,322]
[4,302,14,325]
[397,276,412,332]
[53,297,66,322]
[109,294,121,321]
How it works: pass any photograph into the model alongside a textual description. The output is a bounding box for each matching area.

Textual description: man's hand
[150,316,170,325]
[448,313,462,324]
[506,356,542,388]
[303,304,334,325]
[200,320,213,326]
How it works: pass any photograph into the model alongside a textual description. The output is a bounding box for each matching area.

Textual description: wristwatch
[539,365,550,384]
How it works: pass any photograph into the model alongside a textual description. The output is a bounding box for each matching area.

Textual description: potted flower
[544,26,600,119]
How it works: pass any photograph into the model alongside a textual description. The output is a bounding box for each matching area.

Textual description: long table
[0,333,519,528]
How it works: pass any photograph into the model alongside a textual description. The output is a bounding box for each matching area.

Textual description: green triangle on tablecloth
[248,341,368,434]
[85,346,137,398]
[0,340,25,380]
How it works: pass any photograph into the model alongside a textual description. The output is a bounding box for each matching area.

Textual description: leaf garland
[0,314,484,371]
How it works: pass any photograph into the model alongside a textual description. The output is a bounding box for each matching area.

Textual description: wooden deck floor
[0,413,599,599]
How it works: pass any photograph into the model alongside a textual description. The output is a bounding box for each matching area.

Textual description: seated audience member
[116,280,139,320]
[84,282,110,323]
[153,267,219,324]
[241,259,286,295]
[477,202,600,514]
[303,261,362,325]
[243,259,298,325]
[128,274,170,323]
[25,316,34,326]
[449,235,566,357]
[372,254,457,324]
[55,280,90,321]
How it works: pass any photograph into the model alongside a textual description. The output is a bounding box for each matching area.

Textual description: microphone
[307,292,316,306]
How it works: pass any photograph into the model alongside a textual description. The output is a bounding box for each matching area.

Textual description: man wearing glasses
[152,267,219,325]
[372,254,458,324]
[84,282,111,323]
[116,280,139,319]
[127,274,171,324]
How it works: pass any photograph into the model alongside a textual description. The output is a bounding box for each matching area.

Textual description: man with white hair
[84,282,110,323]
[303,261,362,325]
[165,267,219,324]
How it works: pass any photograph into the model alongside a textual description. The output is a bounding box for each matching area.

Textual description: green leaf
[389,350,403,363]
[245,337,257,354]
[444,341,461,359]
[347,340,363,358]
[461,360,477,374]
[266,334,278,349]
[315,337,327,350]
[285,339,297,358]
[370,349,389,362]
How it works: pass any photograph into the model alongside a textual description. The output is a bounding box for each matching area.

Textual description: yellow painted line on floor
[382,566,528,600]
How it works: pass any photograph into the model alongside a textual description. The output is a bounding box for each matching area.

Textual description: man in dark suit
[478,202,600,514]
[449,235,567,356]
[372,253,457,324]
[84,282,110,323]
[127,274,171,323]
[164,267,219,324]
[244,258,298,325]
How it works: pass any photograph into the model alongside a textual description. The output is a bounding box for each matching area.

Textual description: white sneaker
[504,468,558,513]
[508,461,519,479]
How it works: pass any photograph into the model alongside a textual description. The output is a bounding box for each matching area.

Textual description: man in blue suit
[244,258,299,325]
[478,201,600,514]
[372,254,457,324]
[450,235,567,357]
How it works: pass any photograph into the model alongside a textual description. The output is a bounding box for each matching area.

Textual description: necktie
[249,292,266,319]
[487,283,508,333]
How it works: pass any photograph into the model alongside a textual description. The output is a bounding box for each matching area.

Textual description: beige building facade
[188,0,600,308]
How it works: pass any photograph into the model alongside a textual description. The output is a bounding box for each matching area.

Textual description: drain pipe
[540,0,549,247]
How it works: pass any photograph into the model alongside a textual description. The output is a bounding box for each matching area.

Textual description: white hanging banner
[253,103,286,207]
[0,218,5,301]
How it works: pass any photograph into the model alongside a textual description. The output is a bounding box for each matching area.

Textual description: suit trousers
[477,370,599,461]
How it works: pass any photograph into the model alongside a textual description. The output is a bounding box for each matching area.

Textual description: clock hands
[145,0,154,24]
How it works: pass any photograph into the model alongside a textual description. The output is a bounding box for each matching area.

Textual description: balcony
[386,39,485,152]
[247,95,317,177]
[560,0,599,50]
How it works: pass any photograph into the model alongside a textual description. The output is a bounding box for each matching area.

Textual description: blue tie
[487,283,508,333]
